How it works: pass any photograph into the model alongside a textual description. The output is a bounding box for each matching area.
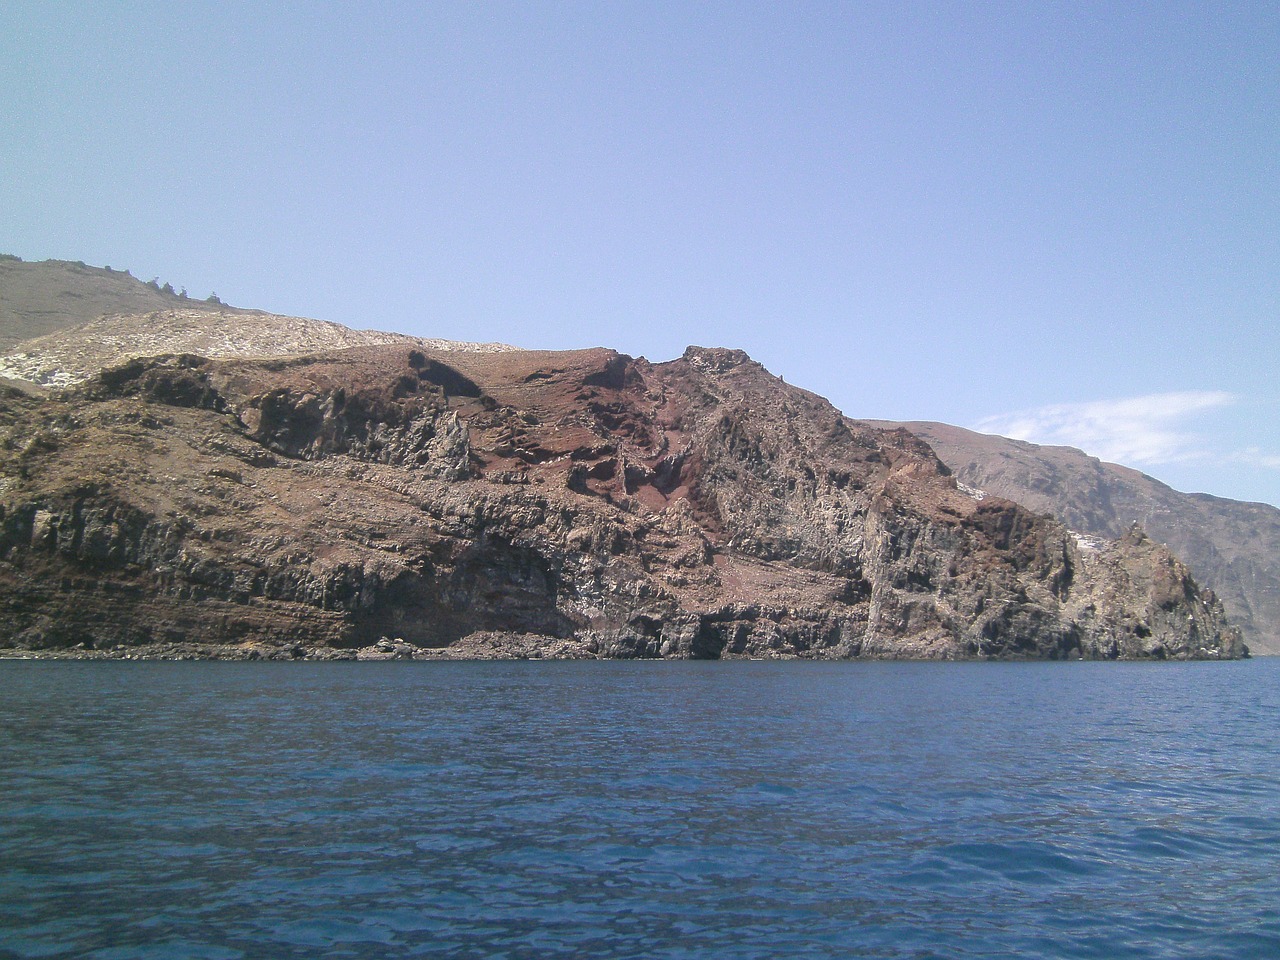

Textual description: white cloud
[1232,447,1280,470]
[972,391,1238,466]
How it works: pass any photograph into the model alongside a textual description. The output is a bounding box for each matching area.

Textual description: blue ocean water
[1,659,1278,960]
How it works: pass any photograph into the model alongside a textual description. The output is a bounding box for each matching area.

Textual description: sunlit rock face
[0,341,1243,660]
[875,420,1278,656]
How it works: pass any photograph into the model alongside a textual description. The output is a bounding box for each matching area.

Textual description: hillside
[0,345,1240,660]
[0,256,1247,660]
[0,256,226,350]
[0,257,517,387]
[879,421,1280,655]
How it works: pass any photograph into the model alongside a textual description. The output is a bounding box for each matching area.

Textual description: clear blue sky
[3,1,1278,505]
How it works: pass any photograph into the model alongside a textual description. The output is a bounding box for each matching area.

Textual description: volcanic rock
[0,343,1243,660]
[878,421,1279,655]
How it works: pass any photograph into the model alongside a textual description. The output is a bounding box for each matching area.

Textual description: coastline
[0,634,1248,662]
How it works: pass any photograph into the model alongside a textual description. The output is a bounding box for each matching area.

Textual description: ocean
[2,658,1278,959]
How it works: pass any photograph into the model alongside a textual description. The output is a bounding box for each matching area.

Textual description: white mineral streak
[1072,532,1107,551]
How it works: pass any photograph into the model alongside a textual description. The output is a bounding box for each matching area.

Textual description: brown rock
[0,343,1242,660]
[878,421,1276,655]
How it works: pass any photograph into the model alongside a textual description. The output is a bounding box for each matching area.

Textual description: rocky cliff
[0,344,1243,660]
[879,421,1280,656]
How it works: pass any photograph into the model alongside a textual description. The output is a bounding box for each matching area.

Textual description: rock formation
[0,343,1243,660]
[877,421,1280,655]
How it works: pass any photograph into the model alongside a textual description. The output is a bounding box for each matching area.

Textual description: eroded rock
[0,343,1244,660]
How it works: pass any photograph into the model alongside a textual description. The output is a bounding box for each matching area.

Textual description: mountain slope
[0,346,1241,660]
[0,256,221,350]
[0,256,1247,660]
[878,421,1280,655]
[0,309,519,389]
[0,257,517,388]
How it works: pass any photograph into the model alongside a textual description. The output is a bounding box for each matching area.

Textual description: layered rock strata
[880,421,1280,655]
[0,345,1244,659]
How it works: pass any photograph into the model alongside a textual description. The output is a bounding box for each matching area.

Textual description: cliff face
[882,421,1280,656]
[0,345,1243,659]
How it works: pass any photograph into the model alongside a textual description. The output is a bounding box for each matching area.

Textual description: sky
[2,1,1277,505]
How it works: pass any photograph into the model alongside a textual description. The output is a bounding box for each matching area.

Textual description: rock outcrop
[0,344,1243,660]
[878,421,1279,655]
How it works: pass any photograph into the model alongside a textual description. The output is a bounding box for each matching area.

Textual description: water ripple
[2,659,1279,959]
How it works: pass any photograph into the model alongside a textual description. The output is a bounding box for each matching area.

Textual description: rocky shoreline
[0,634,589,662]
[0,631,1241,663]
